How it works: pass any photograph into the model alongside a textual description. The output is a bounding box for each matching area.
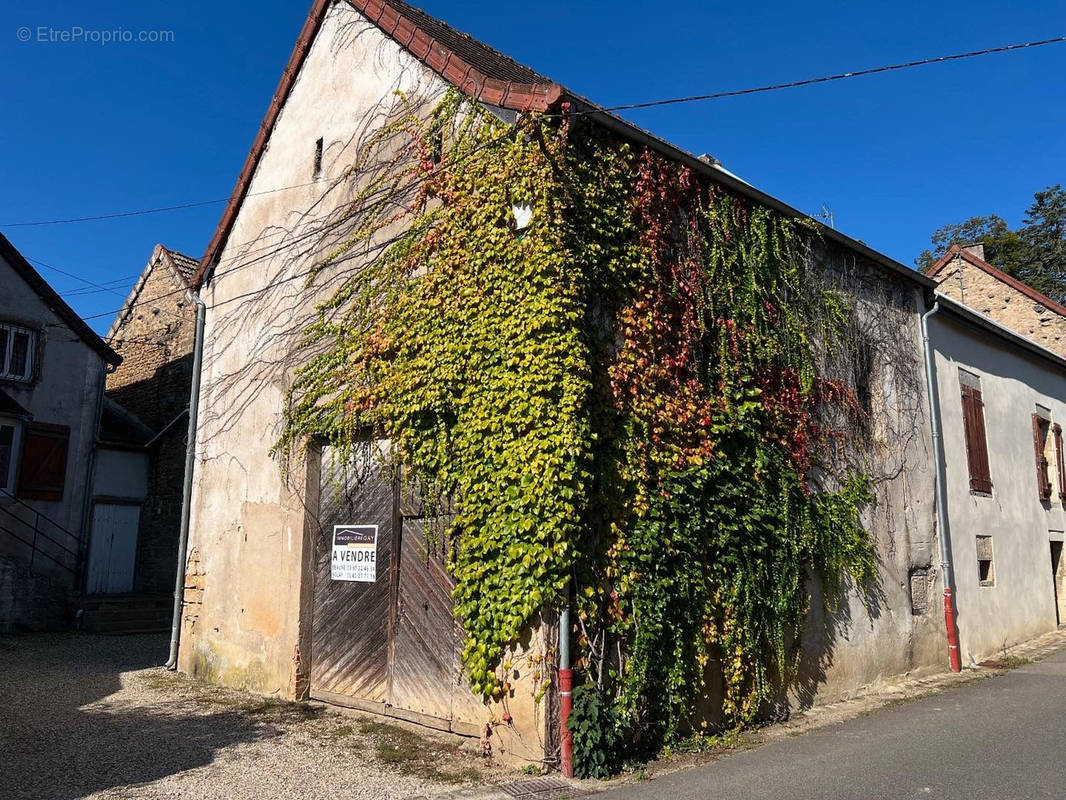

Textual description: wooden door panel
[388,515,485,727]
[387,516,457,720]
[310,444,394,703]
[86,503,139,595]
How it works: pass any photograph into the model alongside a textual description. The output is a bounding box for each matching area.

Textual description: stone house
[0,233,121,630]
[104,244,198,599]
[168,0,1066,767]
[928,243,1066,357]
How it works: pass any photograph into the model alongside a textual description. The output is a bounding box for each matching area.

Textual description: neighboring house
[928,243,1066,358]
[929,295,1066,663]
[0,233,122,631]
[103,244,198,599]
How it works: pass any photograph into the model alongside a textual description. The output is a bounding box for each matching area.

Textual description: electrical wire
[1,179,321,228]
[4,35,1062,229]
[595,35,1066,113]
[75,124,520,322]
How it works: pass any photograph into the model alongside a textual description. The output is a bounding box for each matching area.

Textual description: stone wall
[933,254,1066,357]
[0,555,72,631]
[106,251,197,594]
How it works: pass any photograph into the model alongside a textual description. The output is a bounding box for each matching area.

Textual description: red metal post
[559,667,574,778]
[944,587,962,672]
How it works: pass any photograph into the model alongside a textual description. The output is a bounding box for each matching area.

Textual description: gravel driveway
[0,633,511,799]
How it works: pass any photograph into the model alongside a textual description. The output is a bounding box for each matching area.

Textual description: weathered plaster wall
[0,250,105,588]
[790,269,944,708]
[178,0,982,755]
[180,2,550,757]
[931,313,1066,663]
[934,255,1066,357]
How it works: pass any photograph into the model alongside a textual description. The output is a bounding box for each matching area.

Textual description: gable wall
[180,0,452,696]
[933,255,1066,357]
[107,258,197,593]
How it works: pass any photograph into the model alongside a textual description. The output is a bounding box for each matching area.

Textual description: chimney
[961,242,985,262]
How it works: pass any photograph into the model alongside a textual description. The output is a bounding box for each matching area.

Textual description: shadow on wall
[0,633,296,800]
[766,566,888,719]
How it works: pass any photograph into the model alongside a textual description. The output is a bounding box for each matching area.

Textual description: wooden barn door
[310,443,395,707]
[309,446,483,733]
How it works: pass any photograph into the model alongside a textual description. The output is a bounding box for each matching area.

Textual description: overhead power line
[0,180,321,229]
[601,35,1066,112]
[75,124,520,322]
[3,35,1062,231]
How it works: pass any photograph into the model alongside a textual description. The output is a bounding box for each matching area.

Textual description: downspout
[166,293,206,670]
[553,98,576,780]
[558,589,574,778]
[921,298,962,672]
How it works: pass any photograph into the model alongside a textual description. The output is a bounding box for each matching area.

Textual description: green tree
[916,185,1066,304]
[914,215,1023,274]
[1016,185,1066,303]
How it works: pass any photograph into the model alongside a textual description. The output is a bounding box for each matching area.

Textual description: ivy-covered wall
[279,92,946,768]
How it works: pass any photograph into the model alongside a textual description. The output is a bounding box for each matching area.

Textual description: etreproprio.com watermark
[16,26,175,44]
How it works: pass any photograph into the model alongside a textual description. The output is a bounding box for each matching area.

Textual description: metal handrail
[0,494,79,575]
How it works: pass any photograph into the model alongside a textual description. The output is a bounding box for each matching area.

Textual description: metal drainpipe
[166,293,206,670]
[558,588,574,778]
[921,298,962,672]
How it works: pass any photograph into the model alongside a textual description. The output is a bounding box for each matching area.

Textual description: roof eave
[565,96,935,291]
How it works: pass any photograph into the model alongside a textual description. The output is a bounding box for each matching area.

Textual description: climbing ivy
[279,90,878,763]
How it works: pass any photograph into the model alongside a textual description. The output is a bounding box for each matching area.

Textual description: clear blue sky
[2,0,1063,334]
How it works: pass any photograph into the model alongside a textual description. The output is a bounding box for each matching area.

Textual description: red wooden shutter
[960,385,992,493]
[1055,424,1066,501]
[1033,414,1052,502]
[17,423,69,502]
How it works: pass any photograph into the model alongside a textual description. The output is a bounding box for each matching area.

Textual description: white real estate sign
[331,524,378,582]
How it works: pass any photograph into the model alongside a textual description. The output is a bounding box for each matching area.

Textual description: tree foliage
[916,185,1066,303]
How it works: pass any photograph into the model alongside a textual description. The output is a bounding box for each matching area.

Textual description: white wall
[932,312,1066,662]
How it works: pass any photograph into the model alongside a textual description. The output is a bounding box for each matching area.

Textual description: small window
[17,422,69,502]
[0,420,17,493]
[976,535,995,586]
[959,371,992,494]
[1033,412,1053,502]
[0,323,36,383]
[312,137,323,181]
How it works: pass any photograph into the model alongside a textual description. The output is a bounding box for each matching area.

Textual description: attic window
[313,138,324,181]
[0,323,36,383]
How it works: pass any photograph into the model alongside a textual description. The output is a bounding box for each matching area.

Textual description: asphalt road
[605,646,1066,800]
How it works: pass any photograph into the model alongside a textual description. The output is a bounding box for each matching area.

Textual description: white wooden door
[86,503,140,594]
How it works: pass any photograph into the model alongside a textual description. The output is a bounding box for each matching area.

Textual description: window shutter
[960,385,992,493]
[1055,424,1066,502]
[17,423,69,502]
[1033,414,1052,502]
